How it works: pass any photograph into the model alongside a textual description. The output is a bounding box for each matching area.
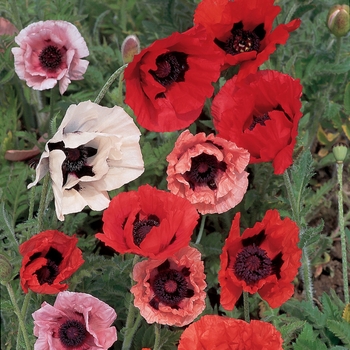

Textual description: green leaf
[327,320,350,346]
[299,221,324,248]
[293,323,327,350]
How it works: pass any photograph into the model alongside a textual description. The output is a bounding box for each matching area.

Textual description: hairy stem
[37,174,50,232]
[121,255,140,350]
[243,291,250,323]
[337,162,349,304]
[94,64,128,104]
[6,283,31,350]
[283,171,314,303]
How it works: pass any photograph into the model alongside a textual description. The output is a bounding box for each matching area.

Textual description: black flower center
[184,153,227,191]
[39,45,62,70]
[133,213,160,246]
[233,245,272,285]
[58,319,87,348]
[149,263,194,310]
[48,141,97,186]
[248,113,271,131]
[214,22,265,56]
[149,51,189,87]
[34,247,63,285]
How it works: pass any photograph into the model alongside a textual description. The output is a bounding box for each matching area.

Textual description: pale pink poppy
[11,20,89,94]
[32,291,117,350]
[131,246,207,327]
[28,101,144,221]
[166,130,250,214]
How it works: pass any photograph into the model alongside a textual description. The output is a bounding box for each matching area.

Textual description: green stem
[283,171,300,223]
[37,174,50,232]
[335,37,342,64]
[283,171,314,303]
[153,323,161,350]
[16,291,32,348]
[116,70,125,106]
[301,245,314,303]
[121,255,140,350]
[195,215,206,244]
[28,186,35,221]
[94,64,128,104]
[6,283,31,350]
[243,291,250,323]
[337,162,349,304]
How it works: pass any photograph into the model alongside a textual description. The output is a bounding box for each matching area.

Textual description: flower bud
[343,303,350,323]
[121,34,140,64]
[0,254,13,284]
[333,143,348,163]
[327,5,350,37]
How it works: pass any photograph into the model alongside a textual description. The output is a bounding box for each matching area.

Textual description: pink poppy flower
[32,291,117,350]
[131,246,206,327]
[11,20,89,94]
[166,130,250,214]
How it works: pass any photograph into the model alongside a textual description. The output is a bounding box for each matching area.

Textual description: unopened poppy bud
[327,5,350,37]
[343,303,350,323]
[0,254,13,284]
[333,143,348,163]
[121,34,140,64]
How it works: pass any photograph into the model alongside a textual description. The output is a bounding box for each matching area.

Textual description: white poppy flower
[28,101,144,221]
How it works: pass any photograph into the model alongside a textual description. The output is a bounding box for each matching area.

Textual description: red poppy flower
[19,230,84,294]
[178,315,283,349]
[218,210,301,310]
[131,246,206,327]
[124,25,224,132]
[212,70,303,174]
[166,130,250,214]
[194,0,300,79]
[95,185,199,260]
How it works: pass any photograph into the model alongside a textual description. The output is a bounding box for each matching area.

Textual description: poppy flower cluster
[219,210,302,309]
[19,230,84,294]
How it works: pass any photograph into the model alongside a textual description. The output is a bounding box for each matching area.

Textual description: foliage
[0,0,349,349]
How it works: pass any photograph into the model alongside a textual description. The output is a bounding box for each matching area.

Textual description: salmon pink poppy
[178,315,283,349]
[166,130,250,214]
[212,70,303,174]
[131,246,206,327]
[12,20,89,94]
[194,0,300,79]
[219,210,301,310]
[19,230,84,294]
[32,291,117,349]
[95,185,199,260]
[124,25,224,132]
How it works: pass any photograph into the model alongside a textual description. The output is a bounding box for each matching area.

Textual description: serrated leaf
[299,221,324,248]
[200,231,223,257]
[293,323,327,350]
[327,320,350,345]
